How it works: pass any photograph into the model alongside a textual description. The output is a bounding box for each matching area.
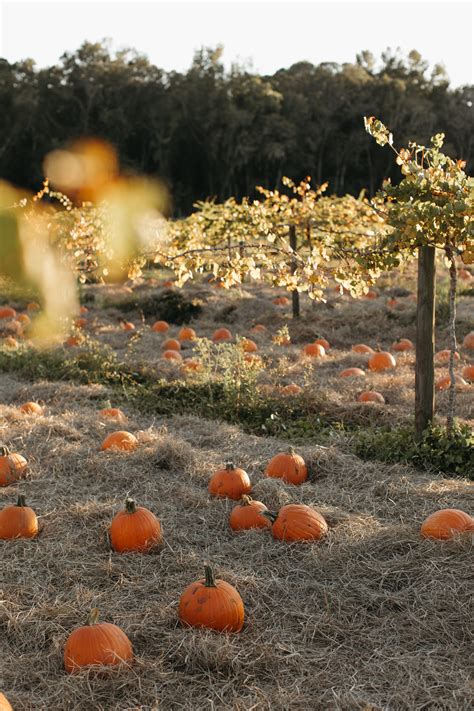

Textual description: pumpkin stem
[225,462,235,471]
[204,564,216,587]
[288,446,295,455]
[87,608,100,625]
[125,498,137,514]
[261,510,278,523]
[16,495,27,507]
[0,444,11,456]
[240,495,253,506]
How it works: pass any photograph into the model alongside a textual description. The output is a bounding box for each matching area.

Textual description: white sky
[0,0,472,86]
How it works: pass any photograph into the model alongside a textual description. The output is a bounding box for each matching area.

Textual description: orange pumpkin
[3,337,18,349]
[435,350,460,364]
[314,337,330,351]
[120,320,135,331]
[74,317,87,329]
[229,496,270,531]
[208,462,252,500]
[212,328,232,342]
[181,358,203,372]
[339,367,366,378]
[351,344,374,354]
[266,504,328,542]
[162,338,181,351]
[241,338,258,353]
[16,313,31,326]
[79,305,89,314]
[272,296,290,306]
[65,336,82,347]
[458,268,472,281]
[358,390,385,404]
[27,302,40,312]
[178,565,244,632]
[435,374,468,392]
[387,297,399,308]
[280,383,303,396]
[0,495,38,539]
[18,401,44,416]
[364,289,378,300]
[368,351,396,371]
[64,608,133,673]
[420,509,473,540]
[391,338,413,352]
[0,446,28,487]
[0,693,13,711]
[99,407,126,422]
[0,307,16,319]
[178,326,196,341]
[151,320,170,333]
[461,365,474,382]
[265,447,308,485]
[243,353,262,366]
[163,279,175,288]
[110,498,162,553]
[162,350,183,363]
[101,431,138,452]
[462,332,474,350]
[250,324,267,334]
[303,343,325,358]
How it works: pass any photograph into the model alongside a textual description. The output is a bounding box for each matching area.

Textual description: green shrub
[353,423,474,479]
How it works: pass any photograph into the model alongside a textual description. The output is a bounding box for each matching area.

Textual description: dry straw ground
[1,367,473,710]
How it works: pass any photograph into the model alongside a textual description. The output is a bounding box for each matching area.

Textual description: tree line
[0,42,472,214]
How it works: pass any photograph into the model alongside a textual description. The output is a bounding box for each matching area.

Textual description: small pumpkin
[265,447,308,485]
[3,337,18,349]
[79,305,89,314]
[64,608,133,673]
[18,401,44,416]
[208,462,252,500]
[280,383,303,396]
[229,495,270,531]
[212,328,232,342]
[163,279,175,288]
[250,324,267,334]
[0,307,16,319]
[27,302,40,312]
[351,344,374,354]
[241,338,258,353]
[391,338,413,352]
[272,296,290,306]
[101,431,138,452]
[65,335,82,347]
[435,374,469,392]
[162,349,183,363]
[74,317,87,329]
[99,407,126,422]
[110,498,162,553]
[364,289,378,300]
[339,367,366,378]
[265,504,328,542]
[120,320,135,331]
[358,390,385,404]
[181,358,203,372]
[0,446,28,487]
[420,509,473,540]
[461,365,474,382]
[368,351,396,371]
[151,320,170,333]
[16,313,31,326]
[162,338,181,351]
[462,331,474,350]
[303,343,325,358]
[0,495,38,539]
[178,565,244,633]
[387,297,399,308]
[435,350,460,364]
[0,693,13,711]
[178,326,196,341]
[314,337,330,350]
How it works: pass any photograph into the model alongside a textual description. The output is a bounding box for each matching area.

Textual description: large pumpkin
[265,447,308,485]
[435,375,468,392]
[420,509,473,540]
[229,496,270,531]
[303,343,325,358]
[0,495,38,539]
[99,407,126,423]
[0,446,27,487]
[358,390,385,404]
[462,331,474,350]
[151,320,169,333]
[314,337,330,351]
[368,351,396,371]
[0,693,13,711]
[64,608,133,673]
[0,307,16,319]
[462,365,474,382]
[391,338,413,352]
[241,338,258,353]
[178,326,196,341]
[213,328,232,343]
[162,338,181,351]
[18,401,44,416]
[208,462,252,500]
[435,349,460,364]
[110,498,162,553]
[178,565,244,632]
[101,431,138,452]
[266,504,328,542]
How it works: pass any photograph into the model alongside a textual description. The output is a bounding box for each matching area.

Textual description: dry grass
[1,373,473,710]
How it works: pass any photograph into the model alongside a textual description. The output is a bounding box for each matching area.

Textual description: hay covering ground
[1,372,473,710]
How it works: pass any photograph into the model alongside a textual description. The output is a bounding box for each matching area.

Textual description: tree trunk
[415,245,436,439]
[445,244,458,435]
[289,224,300,319]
